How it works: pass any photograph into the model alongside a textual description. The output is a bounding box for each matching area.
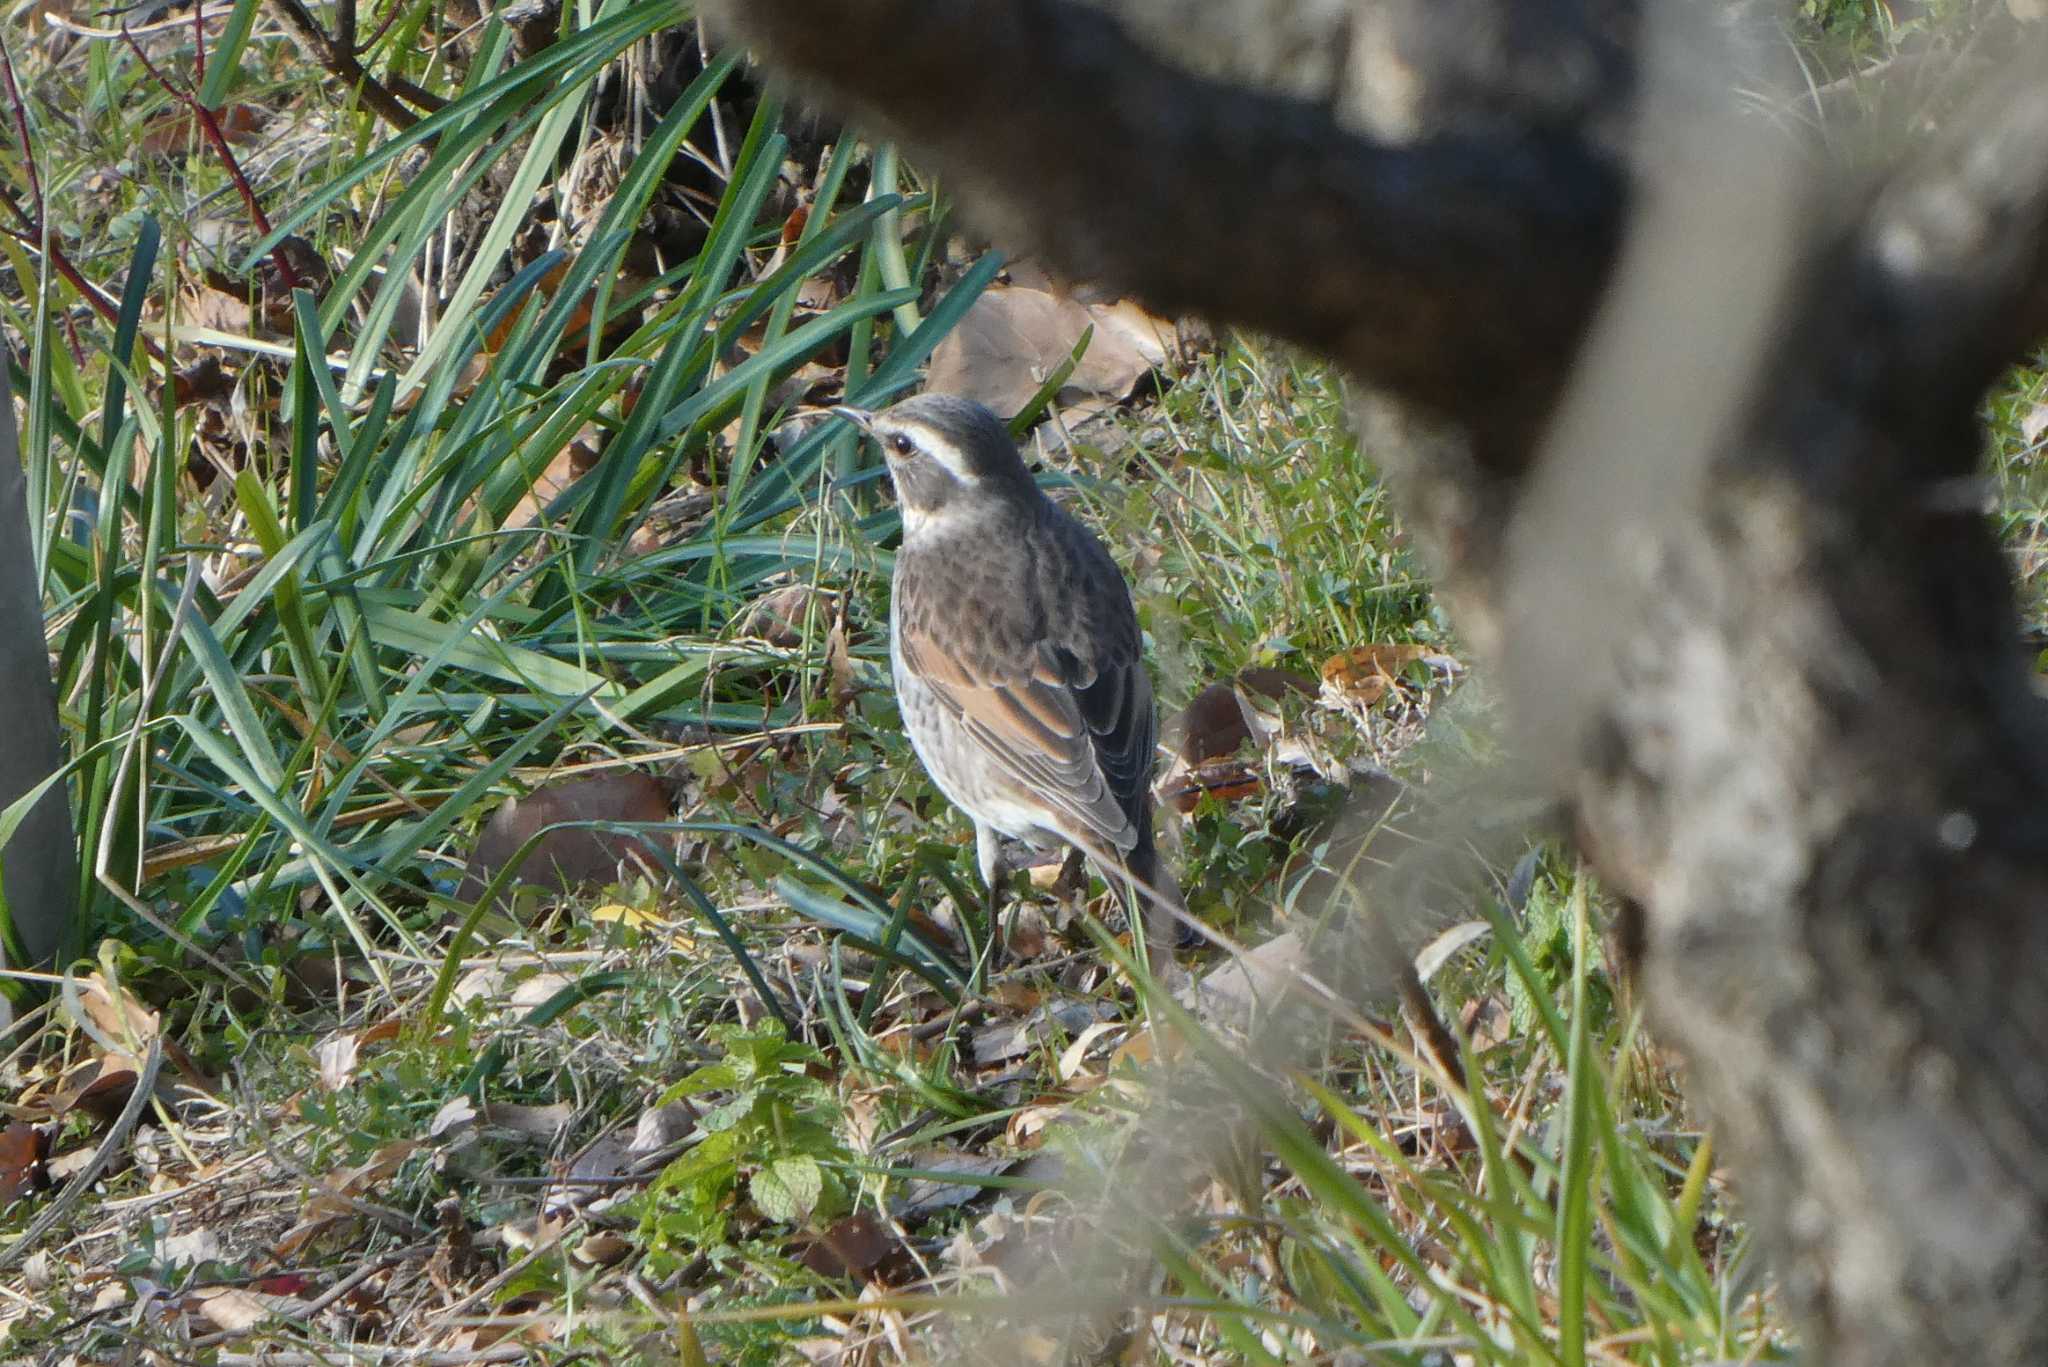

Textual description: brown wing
[897,623,1149,857]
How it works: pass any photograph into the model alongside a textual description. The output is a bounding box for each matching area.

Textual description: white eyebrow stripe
[901,427,978,483]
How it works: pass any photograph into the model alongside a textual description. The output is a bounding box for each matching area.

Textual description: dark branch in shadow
[710,0,1634,464]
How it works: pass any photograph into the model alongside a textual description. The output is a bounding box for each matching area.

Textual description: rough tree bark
[706,1,2048,1361]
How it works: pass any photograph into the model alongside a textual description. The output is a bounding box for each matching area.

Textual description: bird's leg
[1053,847,1087,909]
[1127,841,1195,967]
[975,822,1007,967]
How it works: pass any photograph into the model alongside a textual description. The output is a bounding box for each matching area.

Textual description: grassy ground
[0,1,2028,1363]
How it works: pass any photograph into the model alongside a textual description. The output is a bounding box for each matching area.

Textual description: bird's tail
[1123,837,1199,958]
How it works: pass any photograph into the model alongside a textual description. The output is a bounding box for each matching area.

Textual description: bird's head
[833,394,1033,530]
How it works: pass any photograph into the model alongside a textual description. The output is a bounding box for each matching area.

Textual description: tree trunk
[0,355,78,969]
[707,1,2048,1360]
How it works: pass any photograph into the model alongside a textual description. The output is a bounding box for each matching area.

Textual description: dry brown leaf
[1159,668,1319,808]
[312,1017,403,1096]
[797,1212,913,1281]
[990,981,1043,1011]
[925,283,1174,418]
[1319,644,1429,708]
[997,901,1049,959]
[1055,1020,1123,1082]
[550,1102,696,1219]
[190,1285,297,1333]
[72,972,161,1071]
[138,103,263,156]
[162,1227,223,1267]
[316,1032,361,1092]
[970,997,1115,1067]
[45,1054,140,1122]
[738,584,834,647]
[1239,666,1321,703]
[1110,1029,1154,1071]
[500,1208,573,1255]
[498,436,597,533]
[573,1230,634,1267]
[1187,929,1309,1030]
[456,772,672,906]
[885,1150,1015,1223]
[1461,995,1514,1054]
[483,258,580,353]
[429,1094,477,1138]
[277,1139,421,1256]
[166,283,256,335]
[1414,920,1491,983]
[1171,682,1253,765]
[589,901,661,931]
[1159,759,1263,813]
[449,965,577,1015]
[1006,1098,1067,1148]
[479,1101,574,1138]
[826,613,859,711]
[0,1123,48,1202]
[168,355,235,408]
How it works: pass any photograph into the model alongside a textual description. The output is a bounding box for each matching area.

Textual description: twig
[1395,961,1467,1092]
[216,1349,536,1366]
[265,0,428,132]
[0,1039,162,1274]
[354,0,415,57]
[180,1242,435,1350]
[235,1070,430,1241]
[382,71,447,114]
[45,7,233,39]
[423,1218,578,1329]
[0,39,158,345]
[119,25,296,286]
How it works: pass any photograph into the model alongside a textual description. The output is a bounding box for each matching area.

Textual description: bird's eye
[890,434,915,457]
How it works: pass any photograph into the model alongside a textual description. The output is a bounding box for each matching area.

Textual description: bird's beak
[830,405,875,434]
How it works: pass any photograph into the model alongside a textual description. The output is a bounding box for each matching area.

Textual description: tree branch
[707,0,1632,461]
[266,0,425,133]
[713,2,2048,1359]
[1851,44,2048,441]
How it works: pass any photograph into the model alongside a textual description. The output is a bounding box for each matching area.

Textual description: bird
[833,393,1188,964]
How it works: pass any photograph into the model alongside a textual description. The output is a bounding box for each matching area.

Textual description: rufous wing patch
[900,622,1135,851]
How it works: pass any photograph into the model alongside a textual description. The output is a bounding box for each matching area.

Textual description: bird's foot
[1052,847,1088,908]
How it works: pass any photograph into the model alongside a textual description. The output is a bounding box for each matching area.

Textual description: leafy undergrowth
[0,0,1990,1363]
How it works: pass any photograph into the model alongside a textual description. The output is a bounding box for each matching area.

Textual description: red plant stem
[0,42,148,341]
[62,313,87,368]
[119,31,270,237]
[0,181,32,235]
[119,26,306,291]
[0,215,161,357]
[0,38,45,218]
[356,0,413,56]
[26,234,130,331]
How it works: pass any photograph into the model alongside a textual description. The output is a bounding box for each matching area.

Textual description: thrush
[834,393,1188,961]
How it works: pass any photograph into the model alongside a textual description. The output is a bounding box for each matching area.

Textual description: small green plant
[1506,869,1616,1039]
[630,1021,853,1276]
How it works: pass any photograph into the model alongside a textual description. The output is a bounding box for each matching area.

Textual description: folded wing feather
[898,629,1145,856]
